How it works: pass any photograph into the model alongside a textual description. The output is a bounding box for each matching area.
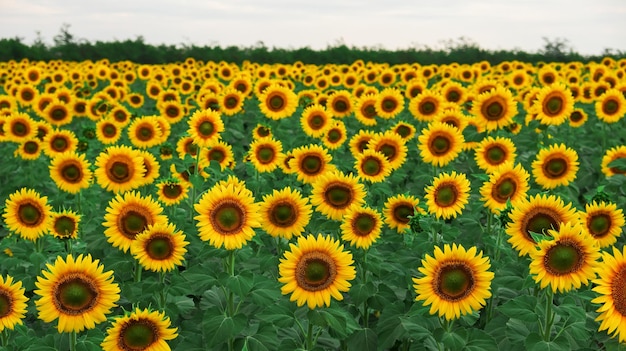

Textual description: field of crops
[0,57,626,350]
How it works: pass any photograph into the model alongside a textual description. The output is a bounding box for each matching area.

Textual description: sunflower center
[212,202,244,234]
[393,204,413,224]
[162,184,183,199]
[12,122,28,136]
[544,158,567,178]
[52,137,68,151]
[382,98,397,112]
[24,141,39,154]
[362,157,382,176]
[110,161,130,182]
[544,243,581,275]
[0,291,11,318]
[484,101,504,120]
[434,185,457,207]
[328,129,342,143]
[570,111,583,122]
[610,266,626,316]
[447,90,460,102]
[544,96,564,116]
[54,216,76,237]
[603,99,619,115]
[18,203,42,225]
[378,144,397,160]
[257,146,275,164]
[302,155,322,174]
[333,100,348,113]
[55,276,97,314]
[271,203,296,226]
[493,178,516,202]
[420,101,435,115]
[296,253,337,291]
[486,146,505,164]
[166,107,179,118]
[353,214,376,236]
[309,114,325,129]
[437,264,474,301]
[362,104,377,118]
[146,236,173,260]
[257,127,271,137]
[61,164,81,182]
[525,211,559,239]
[121,211,149,239]
[588,214,611,237]
[268,95,285,111]
[51,108,67,121]
[396,125,411,138]
[431,136,451,155]
[121,321,157,350]
[225,96,239,109]
[103,124,117,137]
[324,184,353,209]
[198,121,215,137]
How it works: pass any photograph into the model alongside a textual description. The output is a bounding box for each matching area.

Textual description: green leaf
[498,295,539,322]
[398,317,430,341]
[464,329,498,351]
[307,310,328,327]
[226,272,254,297]
[434,327,467,350]
[168,295,196,316]
[346,328,377,351]
[349,282,376,305]
[525,332,570,351]
[607,157,626,172]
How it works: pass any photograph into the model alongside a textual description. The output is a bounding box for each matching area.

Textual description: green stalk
[159,271,167,309]
[362,249,370,328]
[34,237,43,253]
[306,320,314,351]
[226,250,236,351]
[189,147,203,222]
[69,331,77,351]
[0,330,8,348]
[134,260,142,283]
[542,289,554,342]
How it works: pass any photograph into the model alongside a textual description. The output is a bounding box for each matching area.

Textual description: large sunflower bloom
[474,136,517,174]
[531,83,574,126]
[247,137,283,173]
[278,234,356,309]
[289,144,337,184]
[49,151,93,194]
[3,187,52,241]
[529,222,600,293]
[418,122,465,167]
[130,222,189,273]
[367,131,408,171]
[531,143,579,189]
[94,145,146,193]
[258,84,298,120]
[471,85,518,131]
[0,275,29,331]
[424,171,471,220]
[595,89,626,124]
[591,246,626,343]
[413,243,494,320]
[383,194,422,234]
[259,187,312,240]
[340,206,383,249]
[310,171,366,221]
[194,180,261,250]
[34,254,120,333]
[601,145,626,177]
[579,201,625,249]
[187,109,224,147]
[354,149,392,183]
[101,308,178,351]
[480,162,530,214]
[506,194,579,256]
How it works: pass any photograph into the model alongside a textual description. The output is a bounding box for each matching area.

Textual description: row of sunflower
[0,56,625,350]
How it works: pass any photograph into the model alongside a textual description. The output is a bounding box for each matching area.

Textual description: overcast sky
[1,0,625,56]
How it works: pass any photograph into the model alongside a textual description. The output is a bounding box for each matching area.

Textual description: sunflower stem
[34,237,43,253]
[134,260,142,283]
[362,249,370,328]
[64,238,73,255]
[0,330,8,348]
[226,250,236,351]
[68,331,77,351]
[306,319,314,350]
[542,289,554,342]
[159,271,167,309]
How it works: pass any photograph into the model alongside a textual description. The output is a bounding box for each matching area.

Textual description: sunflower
[349,129,377,156]
[95,145,146,193]
[353,93,379,126]
[130,222,188,273]
[474,136,517,174]
[0,274,28,333]
[3,187,52,241]
[375,88,405,119]
[101,308,178,351]
[529,221,599,293]
[322,121,347,150]
[408,90,444,122]
[42,129,79,158]
[187,109,224,147]
[471,85,518,131]
[194,180,261,250]
[601,145,626,177]
[248,137,283,173]
[155,178,190,206]
[199,139,236,171]
[42,98,73,127]
[127,116,163,149]
[354,149,392,183]
[383,194,421,233]
[15,138,42,160]
[418,122,465,167]
[424,171,471,220]
[310,171,366,221]
[390,121,416,142]
[579,201,625,249]
[252,124,272,140]
[259,84,298,120]
[301,104,332,138]
[367,131,408,170]
[340,206,383,249]
[404,79,428,99]
[34,254,120,333]
[327,90,353,118]
[596,88,626,124]
[49,209,80,240]
[175,136,199,160]
[49,151,92,194]
[289,144,337,184]
[568,108,588,127]
[95,118,122,145]
[591,246,626,343]
[259,187,312,240]
[16,84,38,107]
[3,112,37,143]
[157,99,185,124]
[219,87,245,116]
[531,143,579,189]
[480,162,530,214]
[278,234,356,309]
[506,194,579,256]
[103,191,168,253]
[413,243,494,320]
[532,83,575,126]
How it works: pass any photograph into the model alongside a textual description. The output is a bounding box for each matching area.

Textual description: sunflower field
[1,57,626,351]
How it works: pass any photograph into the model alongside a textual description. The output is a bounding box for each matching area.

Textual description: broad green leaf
[525,332,570,351]
[346,328,377,351]
[498,295,539,322]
